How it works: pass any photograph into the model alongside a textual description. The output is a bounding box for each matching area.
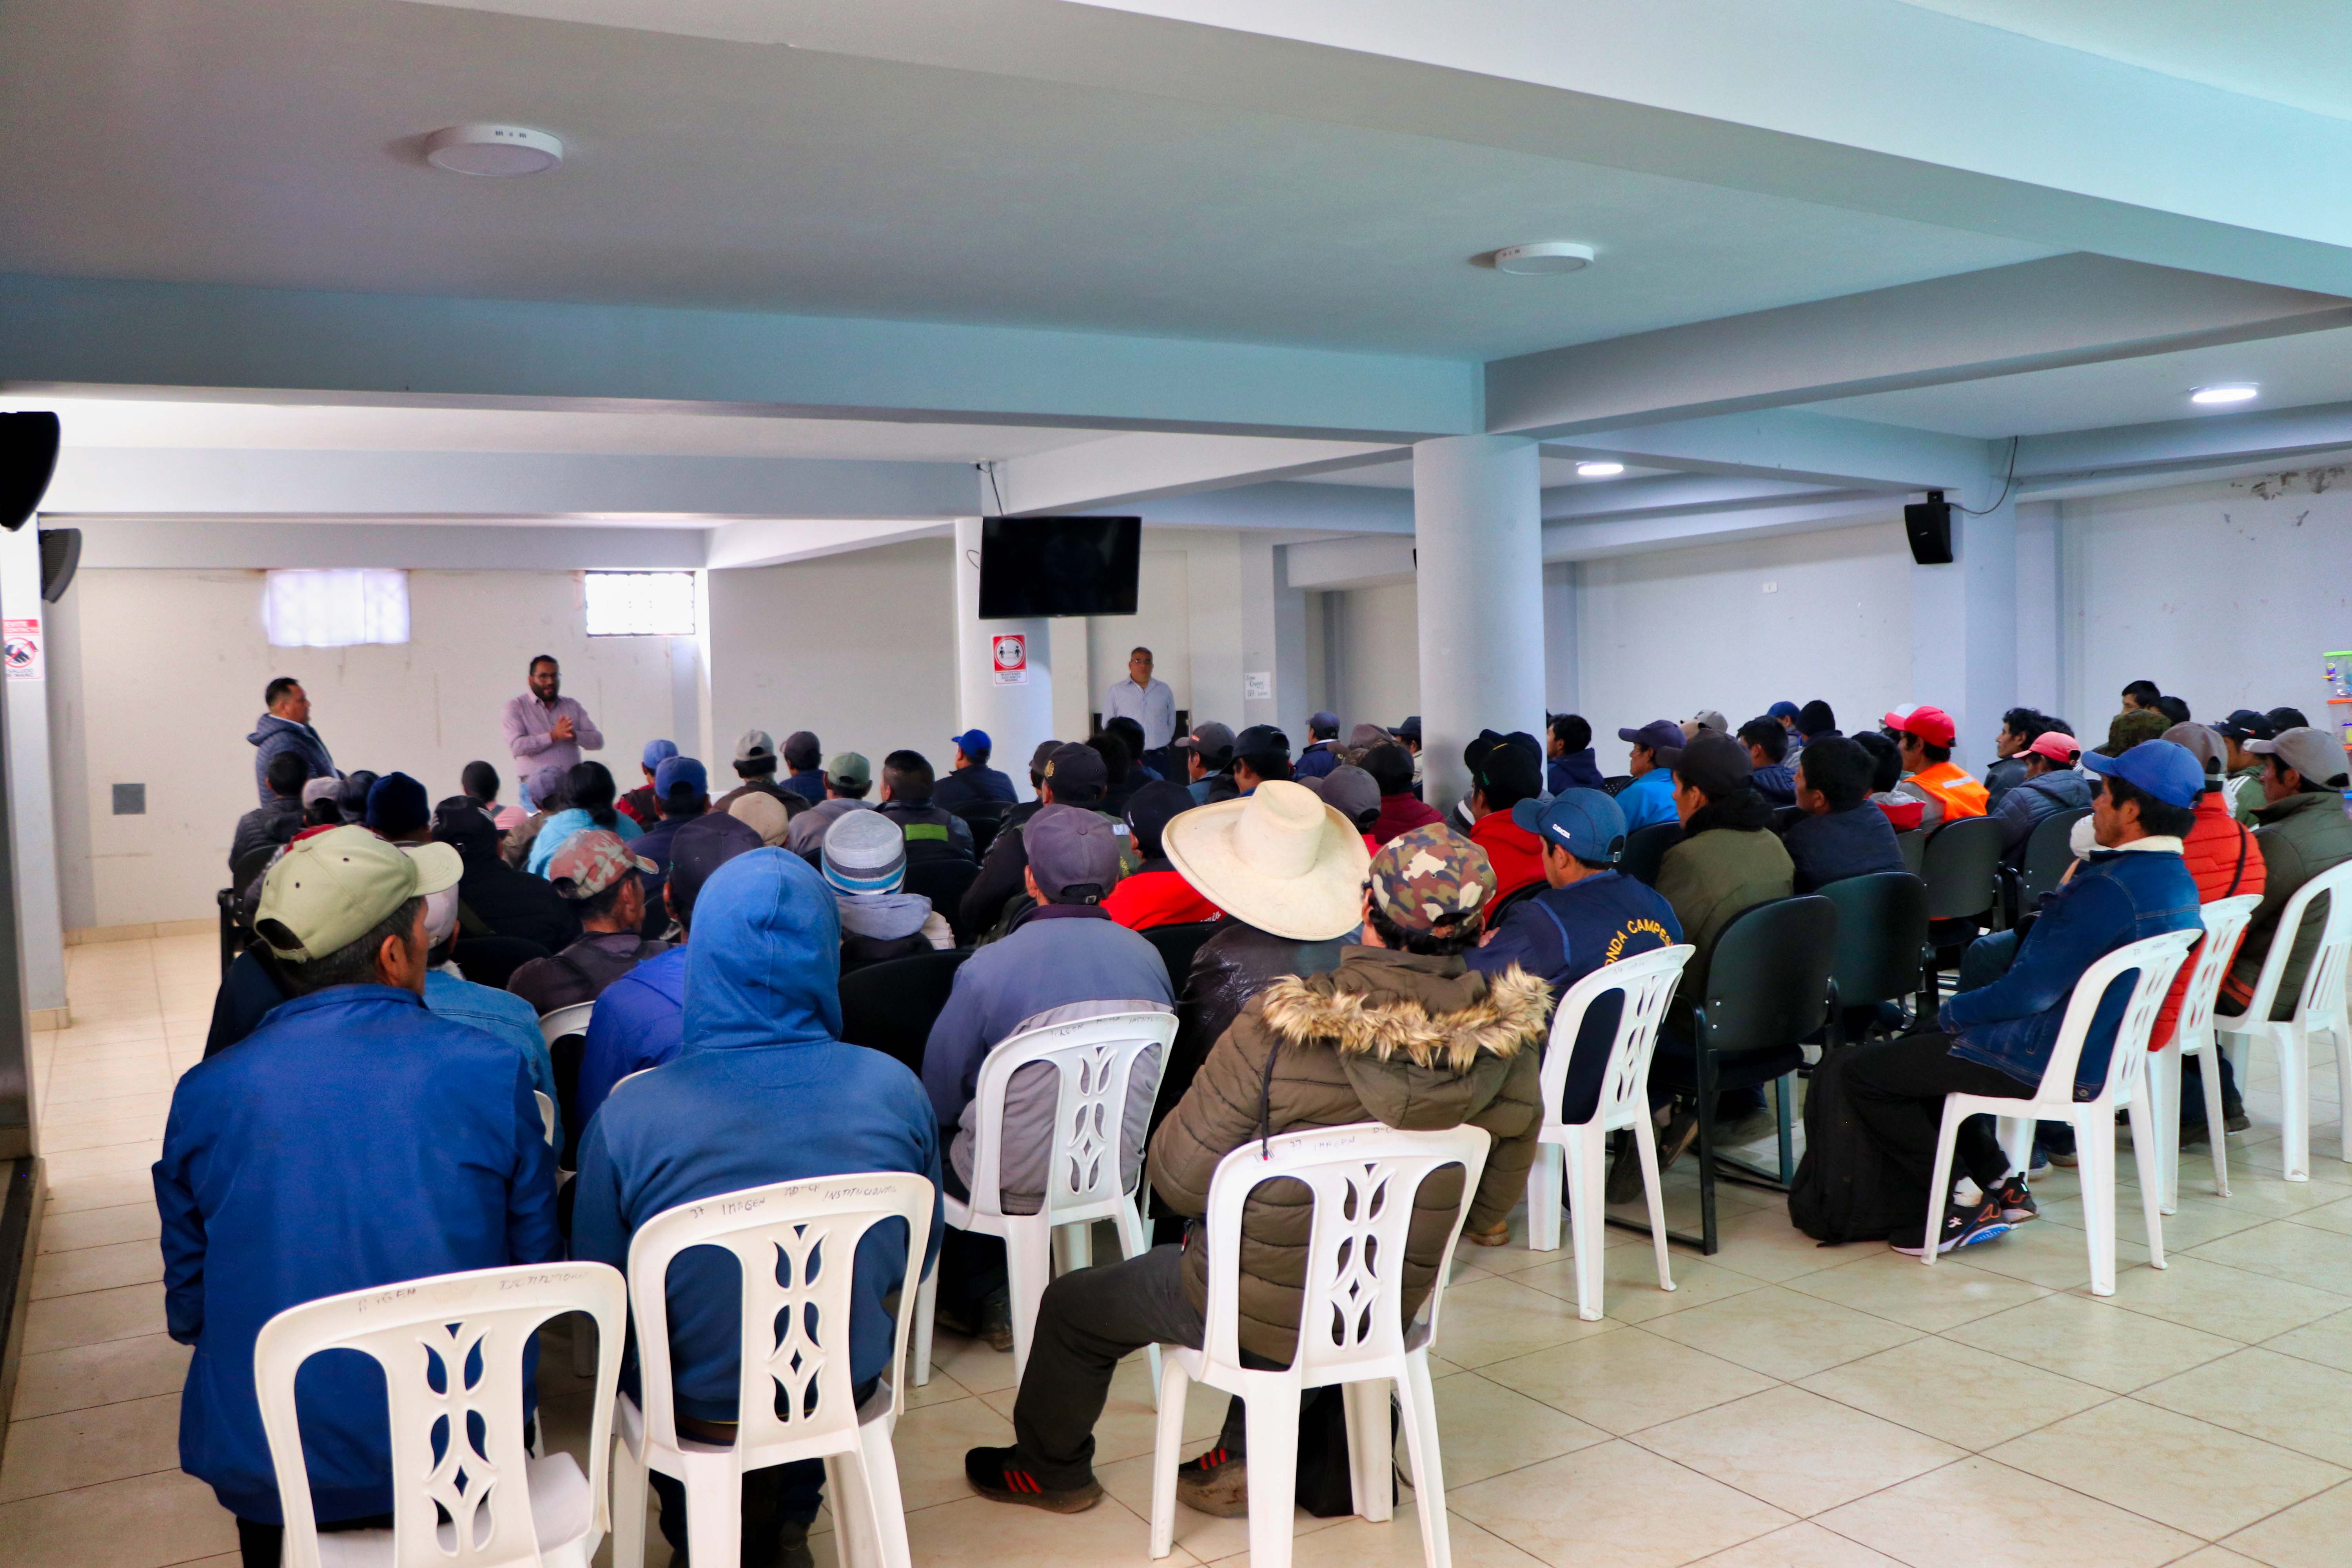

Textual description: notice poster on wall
[992,632,1028,686]
[4,616,41,682]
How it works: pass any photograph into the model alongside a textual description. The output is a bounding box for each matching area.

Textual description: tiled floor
[10,932,2352,1568]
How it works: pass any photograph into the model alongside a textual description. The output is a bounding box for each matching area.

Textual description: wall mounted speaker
[1904,490,1955,565]
[0,412,60,533]
[39,528,80,602]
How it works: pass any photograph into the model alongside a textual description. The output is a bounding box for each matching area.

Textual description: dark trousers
[650,1461,824,1564]
[1960,932,2077,1159]
[238,1513,393,1568]
[1842,1031,2035,1224]
[938,1167,1007,1319]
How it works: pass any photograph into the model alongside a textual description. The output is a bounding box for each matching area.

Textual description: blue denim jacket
[1943,844,2200,1094]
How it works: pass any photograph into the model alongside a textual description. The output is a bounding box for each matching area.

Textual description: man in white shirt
[500,655,604,797]
[1102,646,1176,751]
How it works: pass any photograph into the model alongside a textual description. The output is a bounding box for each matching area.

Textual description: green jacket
[1653,797,1795,1034]
[2227,764,2267,827]
[2227,789,2352,1018]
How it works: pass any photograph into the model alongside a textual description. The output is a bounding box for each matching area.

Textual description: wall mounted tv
[977,515,1142,618]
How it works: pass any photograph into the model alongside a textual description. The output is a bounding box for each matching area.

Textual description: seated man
[963,825,1544,1513]
[230,751,307,875]
[1463,740,1548,899]
[158,828,558,1564]
[1172,721,1236,806]
[433,797,581,956]
[784,750,877,860]
[573,812,761,1131]
[933,727,1018,811]
[2150,723,2266,1142]
[824,809,955,971]
[1842,740,2203,1254]
[632,753,711,894]
[502,762,569,869]
[363,771,433,846]
[1546,713,1606,796]
[780,729,828,805]
[921,807,1172,1347]
[417,876,565,1151]
[618,739,675,828]
[1985,708,2055,807]
[712,728,809,820]
[1102,780,1223,930]
[1780,735,1906,893]
[1223,725,1293,801]
[1613,720,1685,833]
[960,743,1111,936]
[2214,709,2276,825]
[1738,716,1797,808]
[1307,763,1383,849]
[572,847,942,1568]
[876,748,978,860]
[1990,730,2090,858]
[1884,705,1988,828]
[1364,741,1440,845]
[505,828,670,1014]
[1856,731,1926,831]
[1292,711,1345,780]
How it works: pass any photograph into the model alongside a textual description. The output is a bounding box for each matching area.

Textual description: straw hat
[1161,779,1370,941]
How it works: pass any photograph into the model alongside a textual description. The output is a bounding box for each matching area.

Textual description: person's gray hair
[279,896,421,997]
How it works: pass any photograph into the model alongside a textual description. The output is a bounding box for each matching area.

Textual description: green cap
[254,826,463,963]
[825,751,872,789]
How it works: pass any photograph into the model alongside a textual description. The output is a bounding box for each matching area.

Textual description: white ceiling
[1310,456,1673,490]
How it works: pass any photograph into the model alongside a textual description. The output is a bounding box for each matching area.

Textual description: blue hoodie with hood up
[570,848,943,1424]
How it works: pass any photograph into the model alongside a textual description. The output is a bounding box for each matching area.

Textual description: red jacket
[2149,793,2265,1051]
[1467,809,1546,900]
[1371,792,1442,846]
[1103,866,1224,931]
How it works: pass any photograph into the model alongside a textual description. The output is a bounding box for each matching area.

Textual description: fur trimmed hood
[1257,950,1551,1073]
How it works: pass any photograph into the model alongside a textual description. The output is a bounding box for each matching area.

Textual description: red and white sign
[991,632,1028,686]
[4,617,40,682]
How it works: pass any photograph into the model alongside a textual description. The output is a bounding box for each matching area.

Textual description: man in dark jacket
[1365,741,1441,846]
[1985,708,2056,807]
[432,799,579,956]
[230,751,307,875]
[711,728,809,821]
[960,744,1112,935]
[876,749,978,860]
[1739,717,1798,808]
[933,728,1018,811]
[1546,713,1606,796]
[246,676,337,806]
[1780,735,1905,893]
[158,828,557,1563]
[780,730,828,805]
[1292,711,1345,780]
[1990,730,2091,857]
[618,739,675,829]
[504,829,669,1015]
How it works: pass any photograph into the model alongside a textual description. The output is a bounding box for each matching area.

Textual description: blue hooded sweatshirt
[570,848,943,1425]
[155,985,559,1524]
[574,945,690,1132]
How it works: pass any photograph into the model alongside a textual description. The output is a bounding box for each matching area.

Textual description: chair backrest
[2237,858,2352,1026]
[2173,895,2264,1053]
[1141,919,1223,995]
[965,1010,1177,1222]
[2020,929,2195,1109]
[1699,895,1838,1056]
[625,1172,933,1472]
[1602,775,1633,797]
[1920,815,2004,922]
[1537,945,1694,1132]
[2016,805,2091,909]
[952,799,1013,855]
[1198,1123,1490,1378]
[539,1000,596,1047]
[837,948,971,1072]
[533,1089,557,1147]
[254,1261,627,1568]
[1895,829,1926,875]
[1619,822,1683,886]
[903,857,982,940]
[1817,872,1929,1010]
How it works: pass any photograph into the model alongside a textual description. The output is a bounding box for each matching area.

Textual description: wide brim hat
[1161,779,1370,941]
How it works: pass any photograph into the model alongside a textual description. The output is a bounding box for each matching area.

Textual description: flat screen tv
[977,515,1142,618]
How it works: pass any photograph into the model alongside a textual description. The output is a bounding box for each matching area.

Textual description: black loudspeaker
[39,528,80,603]
[1904,490,1954,565]
[0,412,61,534]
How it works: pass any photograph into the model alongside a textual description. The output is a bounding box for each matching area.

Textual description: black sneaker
[1892,1197,2013,1257]
[1992,1176,2038,1225]
[964,1447,1103,1513]
[1175,1445,1250,1517]
[2223,1098,2252,1134]
[935,1287,1016,1353]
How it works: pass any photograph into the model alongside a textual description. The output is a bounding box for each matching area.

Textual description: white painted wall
[1330,581,1423,730]
[67,568,684,927]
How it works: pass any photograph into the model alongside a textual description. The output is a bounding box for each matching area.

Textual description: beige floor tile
[42,1170,160,1214]
[38,1019,168,1049]
[1986,1396,2347,1539]
[2164,1550,2274,1568]
[0,1468,238,1568]
[1690,1209,1852,1284]
[2189,1218,2352,1296]
[1941,1289,2240,1393]
[902,1490,1201,1567]
[2224,1477,2352,1568]
[1480,1327,1776,1436]
[2288,1194,2352,1236]
[1449,1439,1794,1568]
[922,1329,1018,1396]
[1503,1248,1766,1326]
[1420,1370,1609,1485]
[32,1238,165,1300]
[1940,1212,2153,1293]
[38,1066,178,1109]
[38,1112,169,1155]
[2091,1252,2349,1342]
[2260,1305,2352,1374]
[2138,1346,2352,1467]
[1797,1335,2109,1450]
[0,1391,184,1504]
[9,1334,190,1421]
[2110,1192,2276,1250]
[1094,1449,1347,1565]
[978,1354,1223,1470]
[1418,1273,1624,1368]
[37,1091,174,1130]
[1211,1509,1548,1568]
[1686,1521,1907,1567]
[1637,1285,1922,1382]
[1817,1454,2197,1568]
[23,1282,168,1354]
[1632,1385,1963,1517]
[1779,1245,2050,1332]
[38,1201,162,1254]
[42,1141,167,1184]
[884,1389,1019,1510]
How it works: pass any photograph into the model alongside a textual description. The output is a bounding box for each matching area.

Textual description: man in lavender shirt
[501,655,604,801]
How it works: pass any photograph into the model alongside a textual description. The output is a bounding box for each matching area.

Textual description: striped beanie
[822,809,907,895]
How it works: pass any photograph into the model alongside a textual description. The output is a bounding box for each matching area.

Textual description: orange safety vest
[1906,760,1989,820]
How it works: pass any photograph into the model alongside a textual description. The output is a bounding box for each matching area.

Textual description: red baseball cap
[2025,731,2081,764]
[1883,704,1957,748]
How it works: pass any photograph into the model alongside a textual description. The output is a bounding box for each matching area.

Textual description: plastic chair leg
[1146,1359,1191,1560]
[1920,1101,1964,1268]
[611,1435,648,1568]
[1056,1220,1093,1274]
[1005,1218,1053,1385]
[1341,1379,1393,1523]
[840,1421,916,1568]
[824,1453,871,1568]
[681,1452,742,1568]
[1112,1197,1162,1407]
[1630,1112,1675,1301]
[1525,1141,1564,1253]
[909,1261,937,1387]
[1395,1354,1454,1568]
[1995,1117,2033,1183]
[2280,1025,2312,1181]
[1242,1384,1303,1568]
[2198,1044,2232,1199]
[2076,1111,2118,1297]
[2125,1095,2167,1271]
[2150,1044,2179,1214]
[1566,1130,1607,1321]
[2333,1024,2352,1163]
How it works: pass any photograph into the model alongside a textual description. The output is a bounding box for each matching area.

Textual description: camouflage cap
[545,828,656,900]
[1366,824,1495,935]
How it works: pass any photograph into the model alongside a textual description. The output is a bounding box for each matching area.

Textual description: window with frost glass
[262,569,411,648]
[584,572,697,637]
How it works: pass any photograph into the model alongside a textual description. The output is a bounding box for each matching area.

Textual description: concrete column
[1908,468,2018,774]
[0,525,64,1018]
[1235,534,1308,741]
[1414,435,1545,812]
[952,516,1054,780]
[1543,561,1580,717]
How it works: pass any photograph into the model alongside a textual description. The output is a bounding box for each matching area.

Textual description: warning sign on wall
[992,633,1028,686]
[4,617,41,682]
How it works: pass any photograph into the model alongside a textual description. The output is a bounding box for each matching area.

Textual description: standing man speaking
[1103,646,1176,752]
[501,655,604,805]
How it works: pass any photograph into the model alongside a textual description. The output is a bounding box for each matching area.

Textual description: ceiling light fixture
[1491,241,1595,276]
[1575,461,1625,478]
[2190,384,2259,406]
[423,124,564,176]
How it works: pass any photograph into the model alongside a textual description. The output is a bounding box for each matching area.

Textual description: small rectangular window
[584,571,697,637]
[263,569,410,648]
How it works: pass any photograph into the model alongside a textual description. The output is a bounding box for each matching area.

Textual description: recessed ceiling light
[1575,460,1625,477]
[1491,241,1595,276]
[2190,384,2259,405]
[424,124,563,176]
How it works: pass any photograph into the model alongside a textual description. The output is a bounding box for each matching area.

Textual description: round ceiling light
[1491,241,1595,276]
[1575,460,1626,478]
[2189,384,2259,406]
[423,124,563,176]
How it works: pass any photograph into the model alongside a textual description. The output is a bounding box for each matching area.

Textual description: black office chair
[2000,805,2091,928]
[903,857,983,943]
[1894,829,1927,876]
[1619,822,1684,886]
[1920,816,2005,1006]
[1817,872,1930,1048]
[1602,775,1634,797]
[450,935,550,991]
[951,800,1014,859]
[216,887,244,980]
[838,948,971,1073]
[1140,919,1223,998]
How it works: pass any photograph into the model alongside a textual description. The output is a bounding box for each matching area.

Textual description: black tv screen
[978,515,1142,618]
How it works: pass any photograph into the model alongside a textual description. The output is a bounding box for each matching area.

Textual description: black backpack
[1787,1047,1929,1244]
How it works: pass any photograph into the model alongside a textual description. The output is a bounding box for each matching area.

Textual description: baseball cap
[364,772,430,838]
[1674,732,1755,798]
[821,809,908,896]
[666,813,762,920]
[2025,731,2083,765]
[824,751,871,790]
[1124,779,1195,861]
[1767,701,1800,722]
[949,728,992,755]
[1040,742,1108,801]
[1312,764,1380,826]
[2081,739,2206,808]
[1513,788,1628,866]
[1392,716,1422,743]
[254,825,463,963]
[1346,722,1389,752]
[1028,739,1061,779]
[2247,726,2351,786]
[655,755,708,802]
[526,763,568,811]
[2214,709,2274,742]
[545,828,655,901]
[1233,724,1291,764]
[641,738,679,771]
[1884,704,1958,748]
[1309,710,1340,733]
[782,730,822,770]
[1477,742,1543,802]
[1367,825,1495,935]
[1171,721,1235,760]
[301,776,342,809]
[1027,804,1123,903]
[1686,709,1728,735]
[2161,722,2227,779]
[1618,719,1685,756]
[733,728,777,766]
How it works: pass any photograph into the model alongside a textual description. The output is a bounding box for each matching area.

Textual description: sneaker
[2046,1148,2078,1169]
[1606,1110,1699,1204]
[1892,1198,2013,1257]
[1992,1176,2039,1225]
[1175,1445,1250,1517]
[964,1447,1103,1513]
[2027,1145,2051,1179]
[936,1287,1016,1352]
[2223,1099,2252,1134]
[777,1522,815,1568]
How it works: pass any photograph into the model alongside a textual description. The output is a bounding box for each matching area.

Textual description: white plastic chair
[1148,1123,1491,1568]
[534,1090,559,1148]
[1926,928,2199,1296]
[2216,860,2352,1181]
[910,1009,1175,1387]
[253,1261,628,1568]
[1522,945,1694,1319]
[539,1002,596,1049]
[612,1172,932,1568]
[2150,894,2262,1210]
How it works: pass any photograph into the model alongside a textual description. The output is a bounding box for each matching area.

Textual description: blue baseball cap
[1767,701,1800,722]
[2080,739,2204,809]
[1512,788,1628,866]
[950,728,992,754]
[654,755,708,800]
[642,738,678,771]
